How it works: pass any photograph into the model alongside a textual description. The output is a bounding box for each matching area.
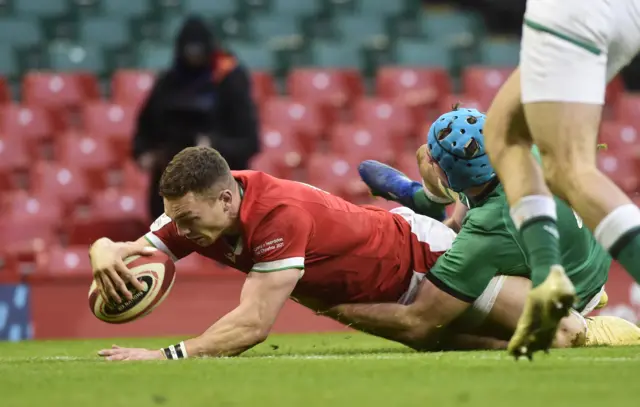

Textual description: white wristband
[162,341,189,360]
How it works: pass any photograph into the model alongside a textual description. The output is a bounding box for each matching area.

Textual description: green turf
[1,333,640,407]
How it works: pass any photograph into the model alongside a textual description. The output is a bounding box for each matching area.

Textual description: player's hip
[389,207,456,265]
[521,0,640,98]
[524,0,615,52]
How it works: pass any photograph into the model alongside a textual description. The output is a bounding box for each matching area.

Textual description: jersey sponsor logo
[150,213,172,232]
[253,237,285,256]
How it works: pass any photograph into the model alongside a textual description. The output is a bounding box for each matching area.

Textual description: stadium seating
[261,97,324,153]
[352,98,414,146]
[81,102,136,158]
[0,3,638,283]
[305,153,369,202]
[328,123,394,163]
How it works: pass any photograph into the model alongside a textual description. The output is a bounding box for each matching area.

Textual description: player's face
[425,145,452,189]
[164,190,235,246]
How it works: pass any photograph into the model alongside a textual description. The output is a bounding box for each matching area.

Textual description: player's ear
[219,189,233,210]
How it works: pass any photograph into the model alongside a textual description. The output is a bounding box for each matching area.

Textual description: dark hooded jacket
[132,16,260,172]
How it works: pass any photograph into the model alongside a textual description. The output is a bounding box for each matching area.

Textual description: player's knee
[553,315,586,348]
[539,151,596,199]
[402,315,446,350]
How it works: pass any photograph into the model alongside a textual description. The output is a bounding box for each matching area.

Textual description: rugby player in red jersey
[91,147,582,361]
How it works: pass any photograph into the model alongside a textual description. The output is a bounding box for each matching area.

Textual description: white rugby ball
[88,250,176,324]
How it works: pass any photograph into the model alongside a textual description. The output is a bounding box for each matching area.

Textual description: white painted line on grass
[1,353,640,363]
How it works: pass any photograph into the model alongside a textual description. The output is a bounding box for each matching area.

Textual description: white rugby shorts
[521,0,640,104]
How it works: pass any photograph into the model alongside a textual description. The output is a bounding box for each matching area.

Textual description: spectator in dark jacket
[132,16,260,219]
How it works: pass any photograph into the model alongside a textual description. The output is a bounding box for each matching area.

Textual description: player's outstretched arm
[98,268,300,361]
[89,236,155,304]
[183,268,300,357]
[325,278,470,351]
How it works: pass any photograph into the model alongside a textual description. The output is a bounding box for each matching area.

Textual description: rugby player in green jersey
[329,106,640,351]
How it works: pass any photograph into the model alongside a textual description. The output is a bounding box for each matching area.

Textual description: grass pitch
[1,333,639,407]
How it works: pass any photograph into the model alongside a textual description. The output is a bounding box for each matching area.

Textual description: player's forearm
[184,307,268,357]
[328,303,431,344]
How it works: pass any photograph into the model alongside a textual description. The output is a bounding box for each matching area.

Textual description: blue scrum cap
[426,106,495,192]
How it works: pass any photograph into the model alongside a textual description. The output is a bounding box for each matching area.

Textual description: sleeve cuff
[144,232,179,262]
[251,257,305,273]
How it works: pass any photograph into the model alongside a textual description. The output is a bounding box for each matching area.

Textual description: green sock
[611,228,640,284]
[520,217,562,287]
[412,189,447,221]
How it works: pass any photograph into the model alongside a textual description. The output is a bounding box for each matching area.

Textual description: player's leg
[483,69,576,357]
[453,276,585,348]
[484,0,620,358]
[484,70,565,290]
[448,276,640,349]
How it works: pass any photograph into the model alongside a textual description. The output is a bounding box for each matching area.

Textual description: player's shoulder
[235,172,309,226]
[462,204,510,237]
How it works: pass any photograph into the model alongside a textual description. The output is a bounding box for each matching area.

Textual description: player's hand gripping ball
[88,251,176,324]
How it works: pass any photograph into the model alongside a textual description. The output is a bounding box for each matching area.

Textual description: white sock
[509,195,557,230]
[594,204,640,252]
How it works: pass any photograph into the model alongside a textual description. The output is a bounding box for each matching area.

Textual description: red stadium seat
[258,125,304,179]
[352,98,414,147]
[599,121,640,153]
[67,188,148,245]
[437,94,486,117]
[35,245,92,278]
[22,72,97,111]
[328,123,394,163]
[614,93,640,127]
[117,159,151,191]
[2,190,63,221]
[0,77,10,105]
[395,151,423,183]
[462,66,514,107]
[111,70,155,108]
[251,71,276,105]
[306,153,369,202]
[82,102,136,159]
[0,253,19,283]
[0,104,55,159]
[261,97,324,153]
[30,161,90,214]
[0,135,29,190]
[606,75,625,107]
[376,67,452,107]
[376,67,453,133]
[288,68,363,124]
[0,217,57,270]
[0,191,61,264]
[249,151,290,179]
[55,132,117,190]
[597,150,640,194]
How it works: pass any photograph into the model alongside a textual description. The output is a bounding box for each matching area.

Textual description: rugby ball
[88,250,176,324]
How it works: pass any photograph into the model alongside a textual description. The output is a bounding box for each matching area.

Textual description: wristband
[161,341,188,360]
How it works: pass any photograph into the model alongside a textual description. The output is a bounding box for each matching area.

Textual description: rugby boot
[358,160,423,212]
[508,265,577,360]
[585,316,640,346]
